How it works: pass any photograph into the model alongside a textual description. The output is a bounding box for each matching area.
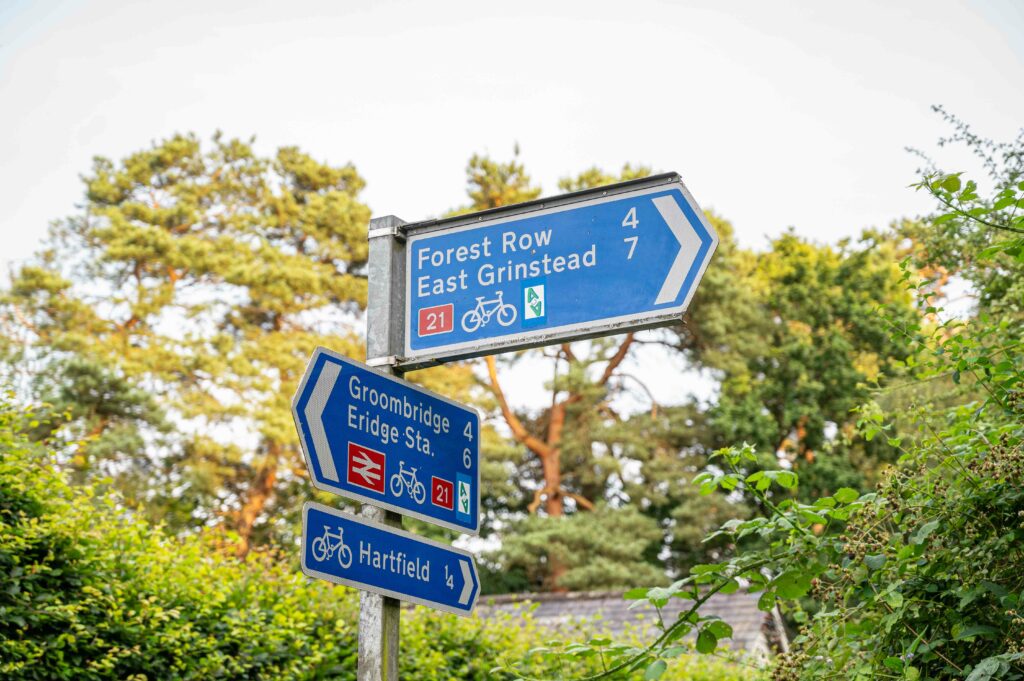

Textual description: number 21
[425,310,445,331]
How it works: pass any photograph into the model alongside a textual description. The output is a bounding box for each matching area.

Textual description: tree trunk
[484,336,635,591]
[234,458,278,558]
[544,402,567,518]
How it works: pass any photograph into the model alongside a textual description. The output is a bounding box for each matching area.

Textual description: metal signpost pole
[359,215,407,681]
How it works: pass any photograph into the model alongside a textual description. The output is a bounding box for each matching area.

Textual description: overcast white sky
[0,0,1021,407]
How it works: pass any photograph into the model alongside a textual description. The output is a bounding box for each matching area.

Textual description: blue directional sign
[292,347,480,534]
[403,174,718,363]
[302,502,480,616]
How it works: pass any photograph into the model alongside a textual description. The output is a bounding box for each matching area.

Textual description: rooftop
[476,590,788,661]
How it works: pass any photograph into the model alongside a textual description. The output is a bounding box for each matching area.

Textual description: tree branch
[617,372,660,418]
[527,486,549,514]
[562,489,595,511]
[9,304,39,334]
[561,343,577,363]
[486,355,553,458]
[598,333,635,386]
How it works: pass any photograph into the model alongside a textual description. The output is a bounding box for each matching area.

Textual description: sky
[0,0,1022,407]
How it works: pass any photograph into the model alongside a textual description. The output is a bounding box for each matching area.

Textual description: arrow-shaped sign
[301,502,480,616]
[292,347,481,534]
[403,173,719,366]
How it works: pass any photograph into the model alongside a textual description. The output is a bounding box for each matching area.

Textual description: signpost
[301,502,480,617]
[294,175,718,680]
[403,173,718,365]
[292,347,480,534]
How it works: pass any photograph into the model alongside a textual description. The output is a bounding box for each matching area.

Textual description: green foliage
[502,114,1024,680]
[0,391,652,680]
[906,106,1024,319]
[485,505,666,593]
[701,229,917,492]
[452,146,542,214]
[557,164,653,193]
[0,393,361,679]
[0,132,387,552]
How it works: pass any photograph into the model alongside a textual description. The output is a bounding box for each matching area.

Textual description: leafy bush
[497,114,1024,681]
[0,395,752,679]
[0,395,362,679]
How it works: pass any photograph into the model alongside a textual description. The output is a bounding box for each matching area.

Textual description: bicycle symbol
[389,461,427,505]
[461,291,517,332]
[310,525,353,569]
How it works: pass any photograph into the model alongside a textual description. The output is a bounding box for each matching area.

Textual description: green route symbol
[524,284,545,320]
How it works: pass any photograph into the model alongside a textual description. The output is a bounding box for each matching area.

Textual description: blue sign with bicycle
[292,347,480,534]
[403,175,718,362]
[302,502,480,617]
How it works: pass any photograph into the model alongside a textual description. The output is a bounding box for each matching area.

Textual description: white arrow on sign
[652,195,703,305]
[458,559,473,605]
[303,361,341,482]
[351,451,382,484]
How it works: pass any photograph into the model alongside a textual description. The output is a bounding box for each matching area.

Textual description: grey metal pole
[358,215,407,681]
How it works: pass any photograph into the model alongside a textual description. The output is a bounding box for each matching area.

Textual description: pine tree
[2,133,372,555]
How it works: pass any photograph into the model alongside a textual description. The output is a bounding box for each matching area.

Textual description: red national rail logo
[347,443,386,494]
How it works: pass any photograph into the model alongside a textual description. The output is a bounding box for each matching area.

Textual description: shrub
[1,395,750,680]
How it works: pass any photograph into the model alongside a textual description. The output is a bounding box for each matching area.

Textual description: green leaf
[775,471,798,489]
[799,510,829,524]
[953,624,999,640]
[834,487,859,504]
[644,660,667,679]
[757,590,776,612]
[773,571,812,599]
[864,554,887,570]
[691,563,726,575]
[718,579,739,594]
[941,174,962,192]
[646,587,673,606]
[695,629,717,654]
[912,520,940,545]
[705,620,733,640]
[623,588,649,600]
[965,657,1003,681]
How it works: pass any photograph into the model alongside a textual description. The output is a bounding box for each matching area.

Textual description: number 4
[464,421,473,441]
[622,207,639,229]
[445,565,454,589]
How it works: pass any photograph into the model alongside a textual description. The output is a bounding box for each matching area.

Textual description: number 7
[624,236,639,259]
